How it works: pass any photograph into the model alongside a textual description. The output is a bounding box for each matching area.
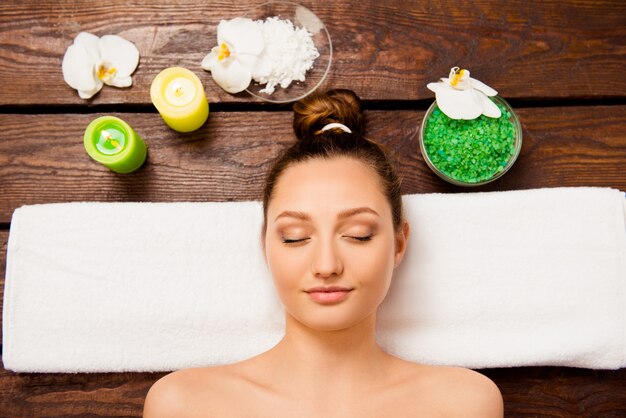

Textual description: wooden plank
[0,0,625,105]
[483,367,626,416]
[0,368,166,417]
[1,106,625,224]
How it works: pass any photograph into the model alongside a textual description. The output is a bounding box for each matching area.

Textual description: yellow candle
[150,67,209,132]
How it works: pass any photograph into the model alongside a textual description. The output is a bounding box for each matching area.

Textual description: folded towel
[3,187,625,373]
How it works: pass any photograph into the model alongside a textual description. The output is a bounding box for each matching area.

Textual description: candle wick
[174,85,184,97]
[101,130,120,149]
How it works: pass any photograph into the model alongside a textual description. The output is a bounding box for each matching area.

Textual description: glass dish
[418,96,522,186]
[243,1,332,103]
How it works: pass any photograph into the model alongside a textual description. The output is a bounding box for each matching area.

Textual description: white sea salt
[251,16,319,95]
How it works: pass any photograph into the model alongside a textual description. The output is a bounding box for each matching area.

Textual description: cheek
[349,236,396,294]
[266,239,307,291]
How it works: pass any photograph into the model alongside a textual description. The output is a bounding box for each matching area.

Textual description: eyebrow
[274,207,380,222]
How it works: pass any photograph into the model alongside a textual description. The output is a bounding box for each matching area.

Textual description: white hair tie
[320,123,352,134]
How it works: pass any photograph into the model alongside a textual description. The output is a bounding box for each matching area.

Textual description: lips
[305,286,353,304]
[305,286,353,293]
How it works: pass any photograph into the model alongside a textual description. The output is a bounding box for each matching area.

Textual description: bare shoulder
[142,366,237,418]
[143,369,193,418]
[392,360,503,418]
[442,367,504,418]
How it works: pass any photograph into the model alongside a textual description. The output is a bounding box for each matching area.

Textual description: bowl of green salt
[418,96,522,186]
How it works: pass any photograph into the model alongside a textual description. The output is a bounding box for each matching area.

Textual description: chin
[290,308,374,332]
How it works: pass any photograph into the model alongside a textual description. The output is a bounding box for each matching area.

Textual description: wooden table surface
[1,0,625,416]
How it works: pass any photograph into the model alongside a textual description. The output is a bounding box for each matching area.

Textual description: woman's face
[264,156,408,332]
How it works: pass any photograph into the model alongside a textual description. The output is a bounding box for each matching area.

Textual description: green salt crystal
[423,101,517,184]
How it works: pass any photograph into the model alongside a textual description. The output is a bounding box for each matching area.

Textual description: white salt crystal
[251,16,320,95]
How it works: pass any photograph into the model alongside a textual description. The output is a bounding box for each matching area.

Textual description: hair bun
[292,89,365,140]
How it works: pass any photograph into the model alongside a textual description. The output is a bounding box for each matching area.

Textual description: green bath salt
[423,102,517,184]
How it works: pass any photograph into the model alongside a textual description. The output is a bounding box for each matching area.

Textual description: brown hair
[262,89,403,233]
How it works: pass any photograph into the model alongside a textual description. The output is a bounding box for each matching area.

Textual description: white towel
[2,187,625,373]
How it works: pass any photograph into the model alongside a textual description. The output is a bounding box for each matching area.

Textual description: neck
[265,311,391,395]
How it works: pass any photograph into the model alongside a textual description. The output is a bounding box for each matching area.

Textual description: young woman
[143,89,504,417]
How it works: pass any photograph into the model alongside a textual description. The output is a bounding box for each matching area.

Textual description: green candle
[83,116,147,173]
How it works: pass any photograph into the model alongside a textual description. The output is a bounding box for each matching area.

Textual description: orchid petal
[478,93,502,118]
[73,32,101,62]
[77,80,103,99]
[251,52,273,80]
[217,17,264,56]
[107,75,132,88]
[62,42,99,92]
[236,53,259,72]
[427,82,445,94]
[471,77,498,97]
[209,58,253,94]
[436,88,482,120]
[201,51,219,71]
[99,35,139,78]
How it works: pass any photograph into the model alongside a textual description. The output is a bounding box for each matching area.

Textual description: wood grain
[0,367,166,418]
[1,106,625,224]
[0,0,624,105]
[483,367,626,417]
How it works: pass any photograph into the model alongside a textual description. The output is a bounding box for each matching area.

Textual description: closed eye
[281,236,372,244]
[346,235,372,242]
[281,237,310,244]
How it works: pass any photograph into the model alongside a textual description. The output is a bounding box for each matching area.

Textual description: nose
[311,237,344,278]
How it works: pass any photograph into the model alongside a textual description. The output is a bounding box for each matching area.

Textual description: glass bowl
[243,1,332,103]
[418,96,522,186]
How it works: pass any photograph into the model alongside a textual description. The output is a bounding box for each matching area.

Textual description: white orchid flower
[427,67,501,120]
[201,17,265,94]
[62,32,139,99]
